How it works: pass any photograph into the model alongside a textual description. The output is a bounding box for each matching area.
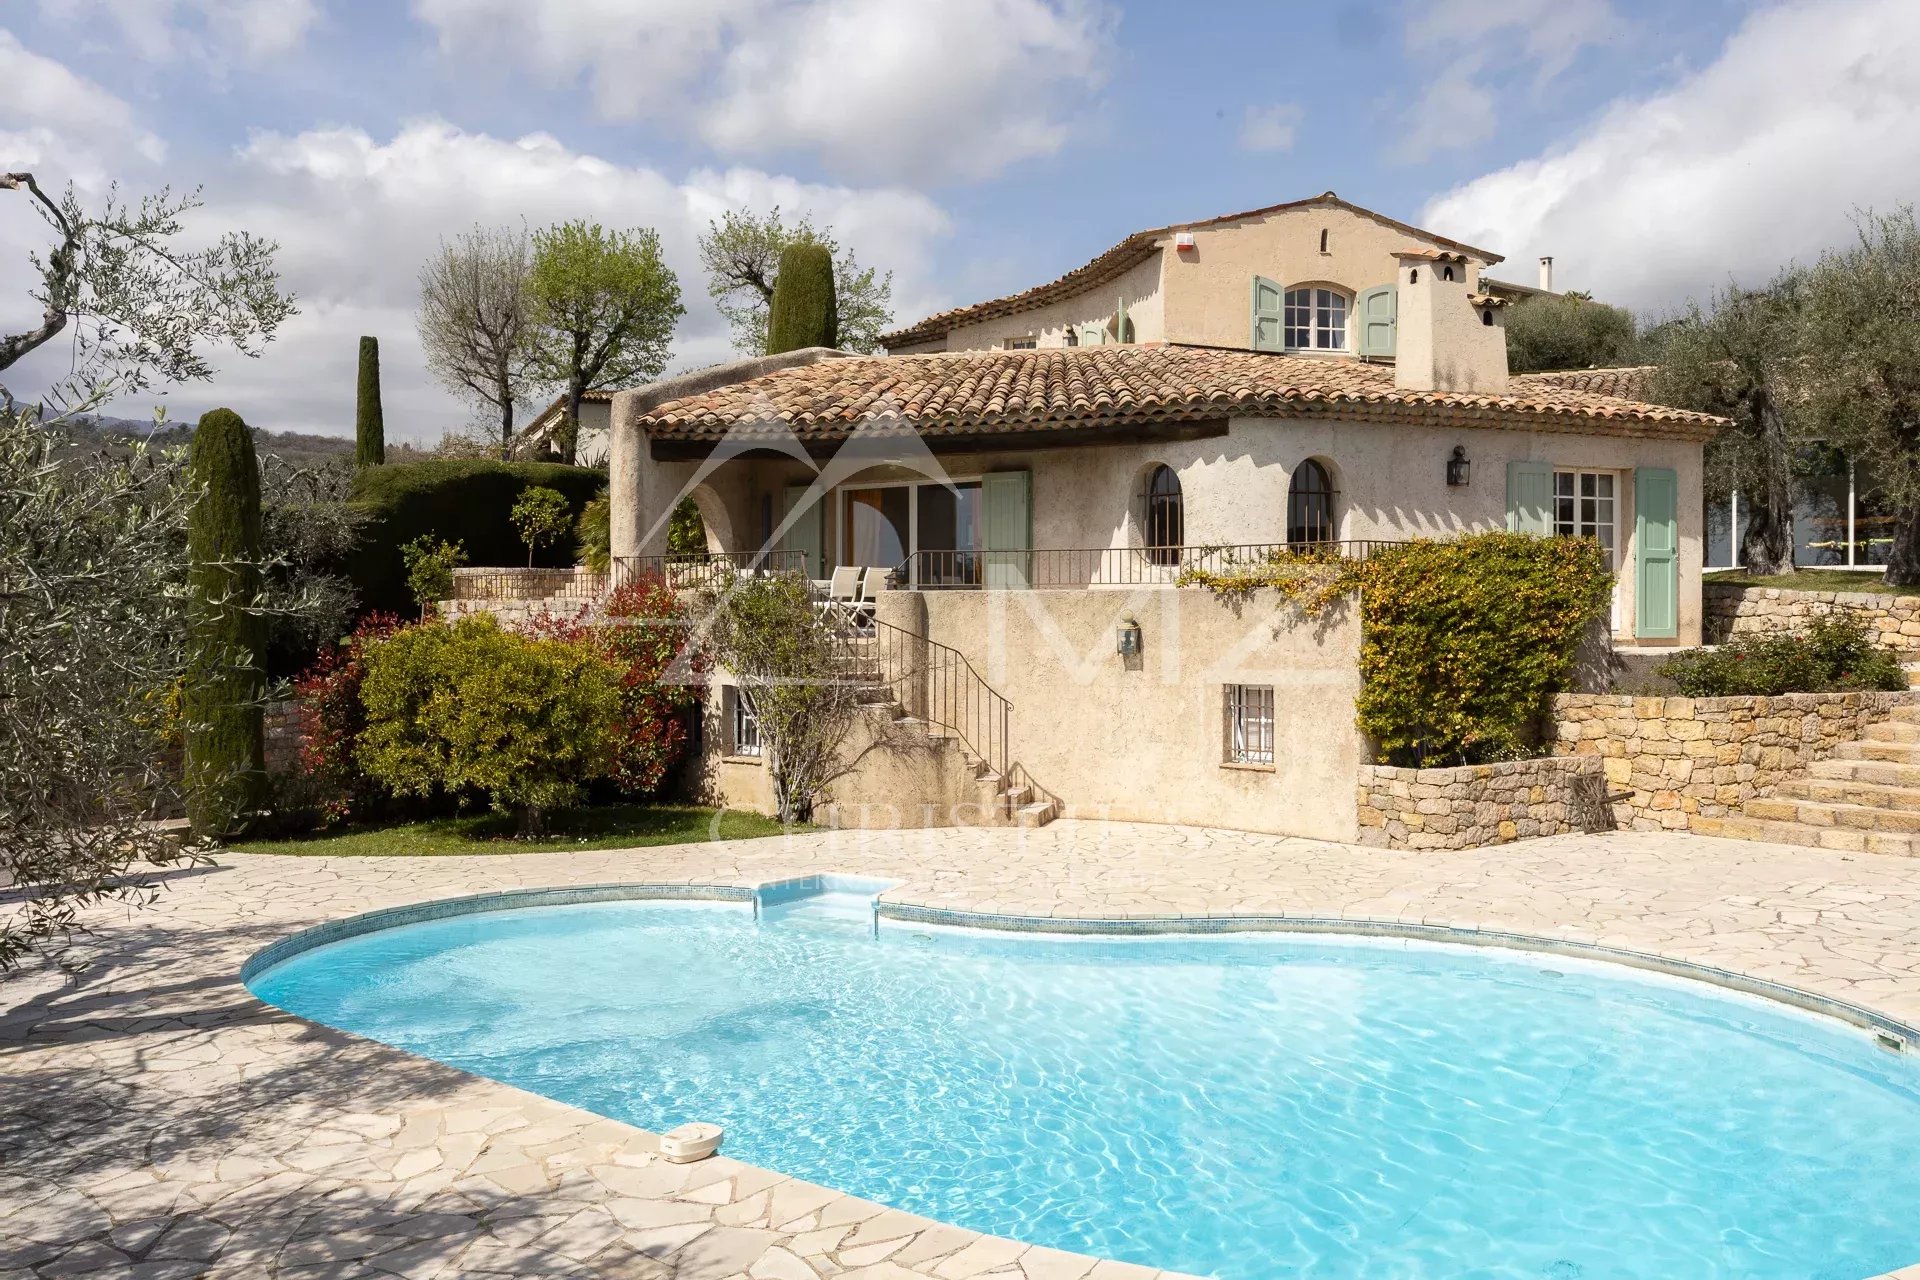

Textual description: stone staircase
[1693,705,1920,855]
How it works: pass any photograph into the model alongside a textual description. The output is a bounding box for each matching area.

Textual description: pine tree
[183,407,268,837]
[765,243,838,355]
[355,335,385,467]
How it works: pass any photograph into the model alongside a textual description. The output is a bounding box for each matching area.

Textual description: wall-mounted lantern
[1446,446,1471,487]
[1116,617,1143,657]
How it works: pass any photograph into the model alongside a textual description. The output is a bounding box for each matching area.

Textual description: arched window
[1145,465,1183,566]
[1288,459,1336,546]
[1282,287,1349,351]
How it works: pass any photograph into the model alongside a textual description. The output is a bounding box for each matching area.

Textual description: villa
[601,194,1722,838]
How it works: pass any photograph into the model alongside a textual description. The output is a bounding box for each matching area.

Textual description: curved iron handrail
[839,618,1010,779]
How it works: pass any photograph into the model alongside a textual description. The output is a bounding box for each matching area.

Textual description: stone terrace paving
[6,821,1920,1280]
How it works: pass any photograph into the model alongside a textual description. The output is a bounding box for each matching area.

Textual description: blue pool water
[247,898,1920,1280]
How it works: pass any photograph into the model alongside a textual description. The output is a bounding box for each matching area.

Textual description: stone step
[1807,757,1920,788]
[1775,777,1920,812]
[1888,700,1920,719]
[1001,783,1032,808]
[1689,813,1920,856]
[1865,720,1920,743]
[1829,740,1920,764]
[1743,796,1920,833]
[1015,800,1057,828]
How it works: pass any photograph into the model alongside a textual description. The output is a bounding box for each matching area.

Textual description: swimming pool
[247,891,1920,1280]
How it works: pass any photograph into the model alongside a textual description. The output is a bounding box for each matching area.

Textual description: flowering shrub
[1657,613,1906,696]
[1185,532,1614,766]
[527,575,704,796]
[293,613,406,824]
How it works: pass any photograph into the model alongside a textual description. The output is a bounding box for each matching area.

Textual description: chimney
[1539,255,1554,292]
[1393,250,1510,396]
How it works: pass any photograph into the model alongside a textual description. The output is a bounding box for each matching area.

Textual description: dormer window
[1283,287,1349,351]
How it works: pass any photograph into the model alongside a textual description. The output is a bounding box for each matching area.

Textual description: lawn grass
[1706,568,1920,597]
[230,803,794,856]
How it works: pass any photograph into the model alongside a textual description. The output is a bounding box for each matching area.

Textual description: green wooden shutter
[1357,283,1397,358]
[1635,467,1679,639]
[1251,276,1284,352]
[1077,323,1104,346]
[981,471,1032,589]
[1506,461,1553,536]
[780,482,823,578]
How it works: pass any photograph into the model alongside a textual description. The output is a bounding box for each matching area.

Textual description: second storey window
[1145,465,1183,566]
[1005,336,1037,350]
[1284,287,1348,351]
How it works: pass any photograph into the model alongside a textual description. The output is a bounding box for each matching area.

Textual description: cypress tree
[183,408,269,837]
[355,335,385,467]
[765,243,838,355]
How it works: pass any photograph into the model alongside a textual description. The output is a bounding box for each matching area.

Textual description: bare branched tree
[1,172,296,411]
[417,224,533,459]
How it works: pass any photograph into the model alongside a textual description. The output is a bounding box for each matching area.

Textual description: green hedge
[348,460,603,616]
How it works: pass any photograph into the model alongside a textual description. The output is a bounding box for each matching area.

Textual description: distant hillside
[61,414,355,468]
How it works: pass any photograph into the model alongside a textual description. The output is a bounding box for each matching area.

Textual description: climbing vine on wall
[1183,532,1613,766]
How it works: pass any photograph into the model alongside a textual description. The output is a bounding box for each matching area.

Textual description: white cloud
[1238,103,1303,153]
[1395,0,1619,157]
[104,121,955,439]
[33,0,319,63]
[0,29,165,177]
[412,0,1111,183]
[1420,0,1920,311]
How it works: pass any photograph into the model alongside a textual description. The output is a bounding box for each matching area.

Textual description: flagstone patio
[5,820,1920,1279]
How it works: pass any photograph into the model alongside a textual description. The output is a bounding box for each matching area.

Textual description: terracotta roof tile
[634,348,1725,444]
[1512,366,1659,401]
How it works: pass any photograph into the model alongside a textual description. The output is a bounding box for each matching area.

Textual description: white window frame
[837,478,985,584]
[1004,336,1037,350]
[1225,685,1275,766]
[730,687,762,758]
[1552,469,1619,569]
[1283,286,1349,352]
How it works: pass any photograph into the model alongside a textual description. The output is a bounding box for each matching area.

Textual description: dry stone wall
[1551,691,1916,831]
[441,567,607,628]
[1705,581,1920,654]
[1355,756,1608,850]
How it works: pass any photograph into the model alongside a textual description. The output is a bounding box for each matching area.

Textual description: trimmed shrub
[1657,613,1907,696]
[356,614,624,834]
[183,407,269,836]
[1184,531,1614,767]
[347,459,603,615]
[766,241,837,354]
[355,336,385,468]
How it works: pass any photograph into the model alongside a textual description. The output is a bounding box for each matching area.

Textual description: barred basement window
[1226,684,1275,765]
[731,688,762,757]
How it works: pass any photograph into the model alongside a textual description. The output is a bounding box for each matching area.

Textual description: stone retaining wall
[1355,756,1608,850]
[1551,690,1917,831]
[1704,581,1920,653]
[263,699,303,776]
[441,567,607,627]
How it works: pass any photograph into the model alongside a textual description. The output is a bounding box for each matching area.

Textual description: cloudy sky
[4,0,1919,442]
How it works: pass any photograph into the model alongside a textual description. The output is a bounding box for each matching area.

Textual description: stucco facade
[886,196,1495,357]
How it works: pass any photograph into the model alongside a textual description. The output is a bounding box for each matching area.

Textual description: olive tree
[1,172,295,410]
[1652,273,1807,576]
[693,575,897,824]
[1803,209,1920,585]
[1504,293,1642,373]
[0,402,205,969]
